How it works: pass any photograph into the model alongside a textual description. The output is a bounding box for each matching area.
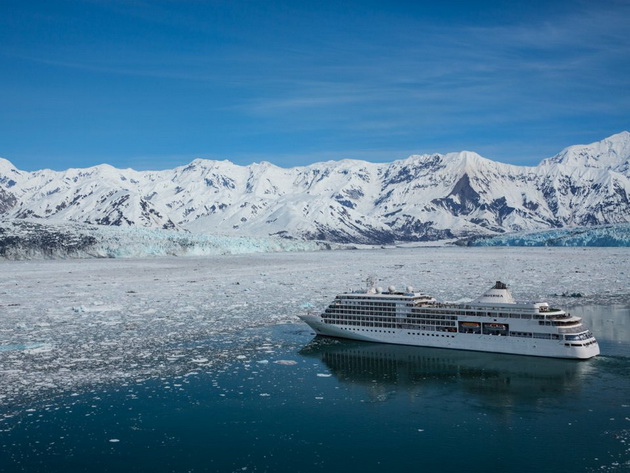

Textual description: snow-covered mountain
[1,132,629,244]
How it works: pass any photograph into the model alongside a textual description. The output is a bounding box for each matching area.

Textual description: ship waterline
[299,281,600,359]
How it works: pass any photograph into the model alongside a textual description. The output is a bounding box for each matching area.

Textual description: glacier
[1,219,627,262]
[461,223,630,247]
[0,220,336,260]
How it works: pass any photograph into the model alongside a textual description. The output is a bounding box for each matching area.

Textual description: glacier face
[1,132,629,244]
[462,223,630,247]
[0,220,335,260]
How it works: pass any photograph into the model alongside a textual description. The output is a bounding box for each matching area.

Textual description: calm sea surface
[1,305,629,473]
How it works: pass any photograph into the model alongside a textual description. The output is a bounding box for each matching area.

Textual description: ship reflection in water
[299,337,590,408]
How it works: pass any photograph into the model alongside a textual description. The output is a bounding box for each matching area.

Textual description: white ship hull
[299,281,600,360]
[299,313,599,359]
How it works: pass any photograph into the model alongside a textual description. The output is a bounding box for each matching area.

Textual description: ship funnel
[474,281,516,305]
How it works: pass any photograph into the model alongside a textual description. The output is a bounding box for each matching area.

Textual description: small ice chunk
[274,360,297,366]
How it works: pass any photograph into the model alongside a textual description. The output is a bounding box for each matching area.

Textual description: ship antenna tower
[366,275,377,291]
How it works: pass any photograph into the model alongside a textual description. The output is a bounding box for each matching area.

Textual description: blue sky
[1,0,629,171]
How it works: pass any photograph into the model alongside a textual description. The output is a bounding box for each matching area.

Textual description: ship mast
[365,275,377,293]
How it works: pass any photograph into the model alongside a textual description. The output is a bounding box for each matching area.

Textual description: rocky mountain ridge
[1,131,629,243]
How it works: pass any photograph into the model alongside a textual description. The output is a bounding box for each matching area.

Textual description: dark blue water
[1,305,628,473]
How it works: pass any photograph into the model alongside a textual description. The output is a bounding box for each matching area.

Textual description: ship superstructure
[298,281,600,359]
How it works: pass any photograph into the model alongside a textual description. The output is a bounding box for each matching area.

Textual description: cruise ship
[298,280,600,359]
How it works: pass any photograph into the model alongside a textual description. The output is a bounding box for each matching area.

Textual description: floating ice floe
[0,247,628,409]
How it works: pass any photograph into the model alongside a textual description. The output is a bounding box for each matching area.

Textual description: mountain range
[1,131,629,244]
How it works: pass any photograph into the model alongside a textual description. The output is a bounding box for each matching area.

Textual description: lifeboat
[486,323,508,330]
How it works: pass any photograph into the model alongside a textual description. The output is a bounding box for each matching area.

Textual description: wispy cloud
[224,1,629,143]
[0,0,627,168]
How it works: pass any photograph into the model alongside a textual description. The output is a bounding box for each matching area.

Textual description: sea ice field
[1,247,629,472]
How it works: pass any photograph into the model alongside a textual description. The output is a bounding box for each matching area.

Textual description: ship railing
[557,326,585,334]
[429,302,542,314]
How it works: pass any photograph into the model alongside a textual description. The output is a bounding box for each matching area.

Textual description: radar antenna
[366,275,377,291]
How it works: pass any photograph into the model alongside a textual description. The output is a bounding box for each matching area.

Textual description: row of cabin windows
[409,314,457,321]
[334,306,540,320]
[415,310,571,321]
[415,310,536,319]
[431,304,568,316]
[329,306,572,323]
[323,308,457,322]
[401,321,457,327]
[332,320,397,328]
[324,314,456,326]
[511,332,561,340]
[325,308,457,320]
[323,313,585,339]
[335,300,572,321]
[565,339,598,347]
[325,318,568,340]
[352,301,399,307]
[325,321,457,329]
[325,308,395,316]
[565,331,594,341]
[337,298,404,305]
[324,313,398,322]
[539,320,581,327]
